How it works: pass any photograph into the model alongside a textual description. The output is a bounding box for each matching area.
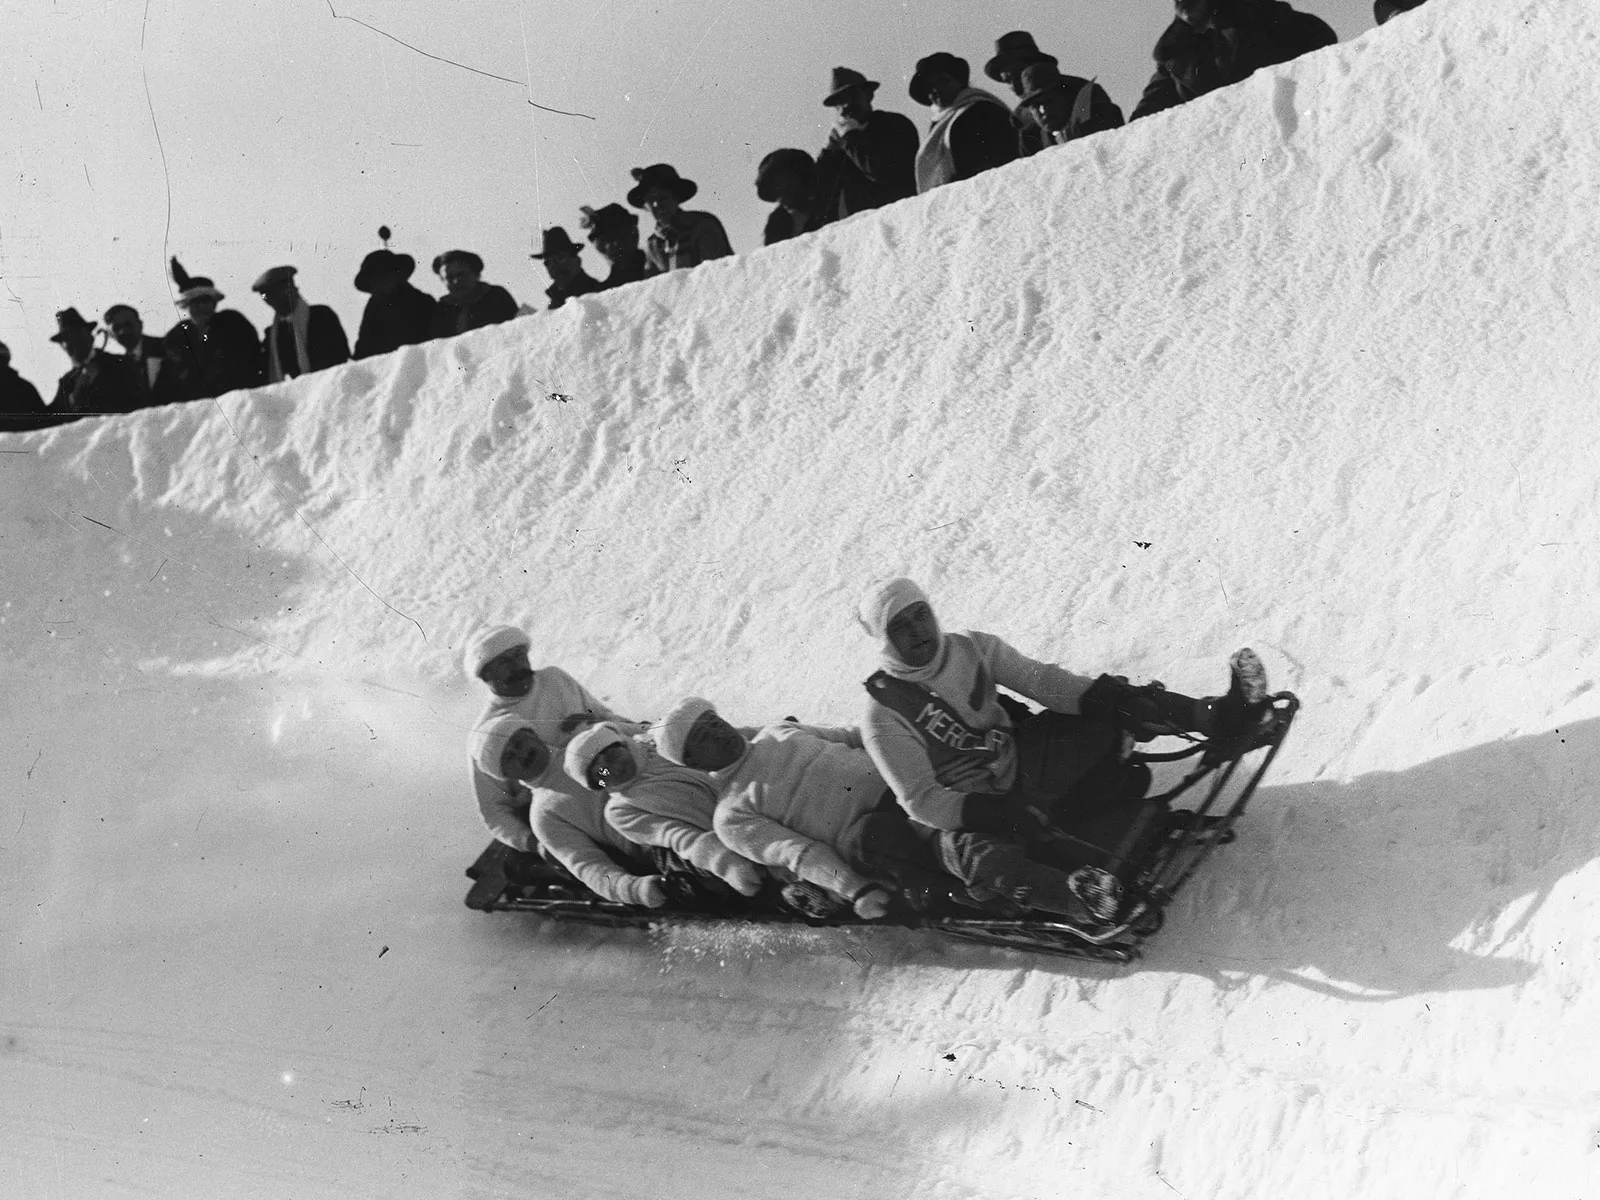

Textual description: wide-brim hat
[432,249,485,275]
[169,256,225,305]
[626,164,697,209]
[251,265,298,293]
[49,307,96,343]
[909,52,969,106]
[530,226,584,259]
[354,249,416,292]
[755,149,815,203]
[984,31,1057,82]
[823,66,880,107]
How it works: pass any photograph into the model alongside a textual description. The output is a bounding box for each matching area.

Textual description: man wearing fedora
[1014,62,1126,148]
[49,308,139,419]
[352,246,437,359]
[430,249,519,339]
[1132,0,1336,120]
[579,204,657,292]
[162,257,263,403]
[530,227,605,310]
[908,52,1017,194]
[252,265,350,384]
[812,66,920,220]
[627,164,733,274]
[985,32,1124,156]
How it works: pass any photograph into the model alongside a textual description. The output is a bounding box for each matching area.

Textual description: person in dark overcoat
[755,149,834,246]
[579,204,658,292]
[627,164,733,274]
[49,308,140,419]
[162,258,264,402]
[1015,63,1126,147]
[813,67,920,219]
[986,35,1124,154]
[0,339,66,432]
[104,304,170,408]
[352,249,437,359]
[909,53,1018,193]
[252,265,350,383]
[1131,0,1337,121]
[430,250,519,339]
[530,227,605,310]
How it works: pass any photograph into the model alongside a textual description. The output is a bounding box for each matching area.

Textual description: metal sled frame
[465,693,1298,965]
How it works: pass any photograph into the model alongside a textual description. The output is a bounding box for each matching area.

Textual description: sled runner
[465,691,1297,964]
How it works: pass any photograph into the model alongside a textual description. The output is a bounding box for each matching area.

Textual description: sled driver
[471,713,668,908]
[463,624,649,853]
[856,577,1270,840]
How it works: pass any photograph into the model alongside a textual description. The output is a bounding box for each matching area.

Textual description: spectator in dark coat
[813,67,920,219]
[0,339,64,432]
[430,250,519,339]
[49,308,140,418]
[530,227,605,310]
[579,204,657,291]
[910,53,1018,194]
[755,150,833,246]
[627,164,733,274]
[252,265,351,383]
[162,258,264,402]
[103,304,170,408]
[1374,0,1427,23]
[986,33,1124,154]
[1131,0,1337,121]
[1015,62,1127,147]
[352,249,437,359]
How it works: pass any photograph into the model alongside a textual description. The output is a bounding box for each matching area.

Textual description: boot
[1079,649,1270,743]
[936,832,1142,941]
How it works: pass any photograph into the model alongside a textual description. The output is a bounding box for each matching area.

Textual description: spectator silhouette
[352,246,436,359]
[755,150,833,245]
[530,227,605,310]
[627,164,733,273]
[1375,0,1427,23]
[252,266,350,383]
[163,257,263,402]
[1015,63,1126,147]
[983,31,1055,158]
[909,52,1018,193]
[1132,0,1337,120]
[813,67,919,219]
[103,304,169,407]
[0,338,62,432]
[579,204,657,291]
[430,250,519,339]
[50,307,139,418]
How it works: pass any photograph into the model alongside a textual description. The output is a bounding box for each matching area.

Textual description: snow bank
[6,1,1600,1196]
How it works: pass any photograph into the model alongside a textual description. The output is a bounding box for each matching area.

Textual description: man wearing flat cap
[48,307,139,419]
[627,164,733,274]
[252,265,350,383]
[530,227,605,310]
[579,204,658,292]
[352,247,437,359]
[1015,62,1127,148]
[162,257,263,402]
[812,66,920,219]
[908,52,1017,193]
[430,249,519,339]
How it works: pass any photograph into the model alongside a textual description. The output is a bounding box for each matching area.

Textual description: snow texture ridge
[5,1,1600,1196]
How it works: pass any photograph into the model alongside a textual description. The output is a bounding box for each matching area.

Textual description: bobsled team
[464,577,1271,942]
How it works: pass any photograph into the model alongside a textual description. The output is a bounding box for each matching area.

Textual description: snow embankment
[5,0,1600,1196]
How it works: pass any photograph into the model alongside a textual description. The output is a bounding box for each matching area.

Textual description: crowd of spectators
[2,0,1424,433]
